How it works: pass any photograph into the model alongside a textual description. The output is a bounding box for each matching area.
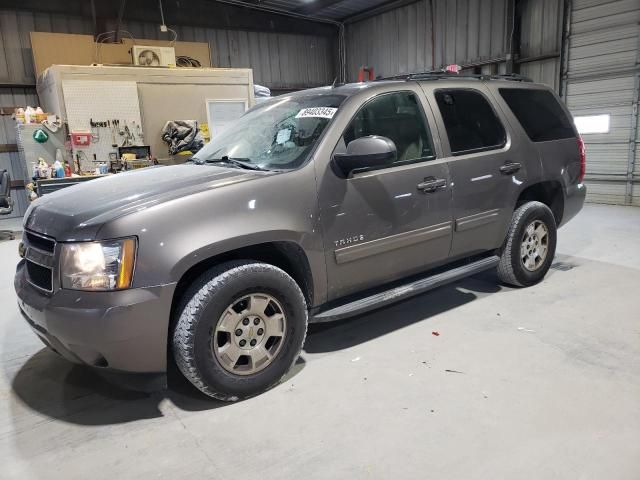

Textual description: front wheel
[173,261,308,401]
[497,201,557,287]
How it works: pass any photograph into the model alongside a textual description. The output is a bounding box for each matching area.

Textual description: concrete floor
[1,203,639,479]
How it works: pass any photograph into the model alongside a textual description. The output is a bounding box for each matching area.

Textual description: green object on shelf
[32,128,49,143]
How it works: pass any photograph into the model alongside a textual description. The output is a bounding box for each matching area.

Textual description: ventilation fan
[131,46,176,67]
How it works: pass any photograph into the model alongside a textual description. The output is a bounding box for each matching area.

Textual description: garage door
[564,0,640,205]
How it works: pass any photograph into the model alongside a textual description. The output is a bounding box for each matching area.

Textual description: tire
[173,261,308,401]
[497,201,557,287]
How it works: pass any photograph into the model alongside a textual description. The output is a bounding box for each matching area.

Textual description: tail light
[577,136,586,183]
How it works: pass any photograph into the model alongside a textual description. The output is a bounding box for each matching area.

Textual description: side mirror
[332,135,397,177]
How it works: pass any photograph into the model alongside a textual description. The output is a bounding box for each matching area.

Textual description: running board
[312,255,500,323]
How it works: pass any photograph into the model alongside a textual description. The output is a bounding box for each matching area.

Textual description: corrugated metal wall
[109,20,335,90]
[0,88,38,218]
[0,8,336,219]
[0,9,335,89]
[345,0,567,87]
[345,0,511,82]
[518,0,563,90]
[564,0,640,205]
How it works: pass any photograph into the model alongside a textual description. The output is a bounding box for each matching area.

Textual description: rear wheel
[497,201,557,287]
[173,261,307,401]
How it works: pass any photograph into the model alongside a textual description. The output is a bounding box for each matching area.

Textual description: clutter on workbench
[161,120,204,155]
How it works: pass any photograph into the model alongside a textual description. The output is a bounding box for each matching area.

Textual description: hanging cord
[159,0,166,26]
[176,56,201,67]
[94,30,136,63]
[165,27,178,46]
[158,0,177,46]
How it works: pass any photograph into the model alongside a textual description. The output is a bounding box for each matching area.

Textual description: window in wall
[499,88,576,141]
[435,89,507,154]
[343,91,435,166]
[574,114,610,134]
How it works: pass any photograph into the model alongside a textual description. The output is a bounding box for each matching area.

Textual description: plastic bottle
[16,108,25,124]
[35,107,45,123]
[24,106,35,124]
[53,159,64,178]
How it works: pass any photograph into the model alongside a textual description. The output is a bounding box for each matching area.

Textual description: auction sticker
[295,107,337,119]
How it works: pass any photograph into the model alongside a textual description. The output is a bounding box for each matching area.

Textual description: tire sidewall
[187,265,306,399]
[508,203,557,286]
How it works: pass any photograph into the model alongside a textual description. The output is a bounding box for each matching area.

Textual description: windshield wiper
[204,156,268,171]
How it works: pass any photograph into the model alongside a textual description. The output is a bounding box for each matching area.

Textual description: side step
[312,255,500,323]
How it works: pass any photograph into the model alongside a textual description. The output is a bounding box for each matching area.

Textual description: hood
[25,164,261,240]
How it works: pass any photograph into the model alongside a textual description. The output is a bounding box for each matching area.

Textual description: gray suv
[15,74,586,401]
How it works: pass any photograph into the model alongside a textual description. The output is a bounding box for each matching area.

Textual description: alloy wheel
[212,293,287,375]
[520,220,549,271]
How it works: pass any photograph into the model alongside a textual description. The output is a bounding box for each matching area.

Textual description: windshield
[193,93,347,170]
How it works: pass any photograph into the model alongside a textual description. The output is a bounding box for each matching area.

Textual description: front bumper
[15,260,176,374]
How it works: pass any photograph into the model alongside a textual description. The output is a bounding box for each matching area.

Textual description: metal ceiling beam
[342,0,420,23]
[293,0,346,16]
[0,0,338,36]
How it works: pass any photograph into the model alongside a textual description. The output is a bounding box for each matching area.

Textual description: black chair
[0,169,16,240]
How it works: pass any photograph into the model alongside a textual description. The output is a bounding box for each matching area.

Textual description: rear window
[435,89,507,155]
[499,88,575,142]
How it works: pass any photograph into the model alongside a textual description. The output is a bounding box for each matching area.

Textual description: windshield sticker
[276,128,292,144]
[295,107,337,119]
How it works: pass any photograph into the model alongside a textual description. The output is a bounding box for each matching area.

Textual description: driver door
[316,89,453,300]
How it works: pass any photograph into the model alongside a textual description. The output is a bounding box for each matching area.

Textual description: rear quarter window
[434,89,507,155]
[499,88,575,142]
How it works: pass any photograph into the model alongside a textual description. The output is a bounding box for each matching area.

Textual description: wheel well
[169,241,314,331]
[516,181,564,225]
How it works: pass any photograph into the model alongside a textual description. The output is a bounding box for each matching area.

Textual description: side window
[499,88,576,142]
[435,89,506,155]
[343,91,435,165]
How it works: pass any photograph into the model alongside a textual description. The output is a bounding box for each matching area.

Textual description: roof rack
[376,71,532,83]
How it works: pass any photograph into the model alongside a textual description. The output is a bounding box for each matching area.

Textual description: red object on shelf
[71,131,91,146]
[357,66,375,82]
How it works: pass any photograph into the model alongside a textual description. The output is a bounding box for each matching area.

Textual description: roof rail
[376,71,532,83]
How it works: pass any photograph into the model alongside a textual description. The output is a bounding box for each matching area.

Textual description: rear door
[421,83,526,258]
[315,87,453,300]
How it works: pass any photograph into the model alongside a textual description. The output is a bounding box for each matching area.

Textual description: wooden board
[30,33,95,79]
[30,32,212,78]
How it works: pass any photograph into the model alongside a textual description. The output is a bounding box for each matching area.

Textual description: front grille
[25,231,55,253]
[26,260,53,292]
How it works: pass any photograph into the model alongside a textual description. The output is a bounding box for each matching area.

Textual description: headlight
[59,238,137,291]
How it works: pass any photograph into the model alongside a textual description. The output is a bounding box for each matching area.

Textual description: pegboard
[62,80,145,172]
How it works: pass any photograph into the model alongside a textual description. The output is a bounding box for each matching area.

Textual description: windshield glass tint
[193,93,347,170]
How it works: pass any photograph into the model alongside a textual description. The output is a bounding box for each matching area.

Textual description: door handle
[417,177,447,193]
[499,162,522,175]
